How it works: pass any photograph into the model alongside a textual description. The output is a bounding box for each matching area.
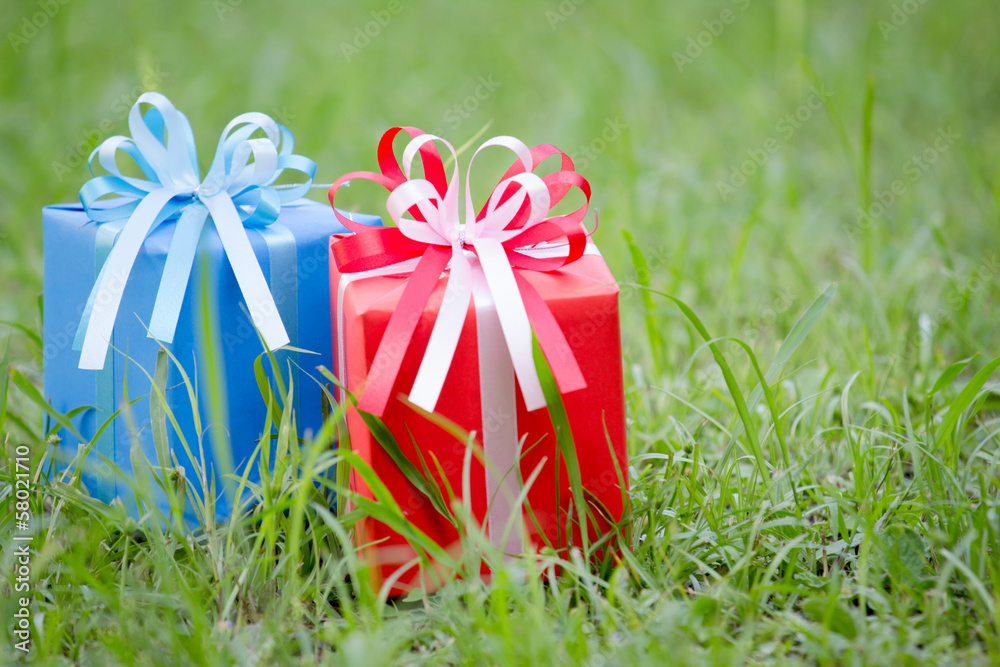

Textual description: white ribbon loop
[376,133,556,412]
[75,92,315,370]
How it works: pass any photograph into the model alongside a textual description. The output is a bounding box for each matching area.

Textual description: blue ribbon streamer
[257,224,300,424]
[93,220,125,502]
[73,92,316,498]
[74,91,316,369]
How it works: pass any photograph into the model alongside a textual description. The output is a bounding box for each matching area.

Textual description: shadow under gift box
[331,235,629,596]
[43,200,381,523]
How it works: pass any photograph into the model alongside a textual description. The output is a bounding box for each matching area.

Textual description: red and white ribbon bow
[329,127,592,419]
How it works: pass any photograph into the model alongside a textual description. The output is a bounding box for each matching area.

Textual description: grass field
[2,0,1000,664]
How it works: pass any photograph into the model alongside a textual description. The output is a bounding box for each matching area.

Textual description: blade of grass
[9,367,84,441]
[341,450,454,568]
[730,282,838,446]
[196,251,234,505]
[0,336,10,433]
[929,355,978,398]
[628,285,771,483]
[0,320,43,351]
[933,354,1000,453]
[533,336,593,555]
[622,229,665,378]
[357,409,452,521]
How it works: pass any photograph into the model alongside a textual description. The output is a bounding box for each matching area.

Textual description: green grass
[2,0,1000,664]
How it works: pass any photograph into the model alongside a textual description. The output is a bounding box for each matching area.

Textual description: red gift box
[328,128,628,595]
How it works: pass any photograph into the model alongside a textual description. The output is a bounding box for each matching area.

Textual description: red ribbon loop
[329,128,594,417]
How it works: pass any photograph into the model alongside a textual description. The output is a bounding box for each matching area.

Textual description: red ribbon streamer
[328,127,592,417]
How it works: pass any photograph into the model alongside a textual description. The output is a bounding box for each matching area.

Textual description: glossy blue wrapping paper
[43,200,380,521]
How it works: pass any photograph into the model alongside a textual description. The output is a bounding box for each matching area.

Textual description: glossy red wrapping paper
[331,237,628,594]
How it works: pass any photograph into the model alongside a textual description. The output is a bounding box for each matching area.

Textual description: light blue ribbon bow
[73,91,316,370]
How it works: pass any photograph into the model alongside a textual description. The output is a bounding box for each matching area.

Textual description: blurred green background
[1,0,997,392]
[3,2,1000,662]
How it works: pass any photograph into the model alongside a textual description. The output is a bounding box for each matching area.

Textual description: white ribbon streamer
[368,133,559,414]
[335,242,602,556]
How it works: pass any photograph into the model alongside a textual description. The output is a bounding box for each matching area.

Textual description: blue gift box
[43,199,380,521]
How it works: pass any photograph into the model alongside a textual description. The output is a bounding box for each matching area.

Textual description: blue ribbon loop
[73,91,317,370]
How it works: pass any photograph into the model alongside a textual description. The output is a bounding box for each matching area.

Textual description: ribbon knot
[329,127,592,417]
[193,181,221,199]
[73,92,317,370]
